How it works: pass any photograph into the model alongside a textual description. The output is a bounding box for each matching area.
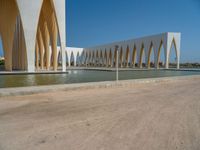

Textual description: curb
[0,75,199,97]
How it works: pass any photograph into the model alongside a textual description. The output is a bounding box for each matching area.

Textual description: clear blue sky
[0,0,200,62]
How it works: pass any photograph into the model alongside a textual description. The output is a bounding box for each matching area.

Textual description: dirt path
[0,77,200,150]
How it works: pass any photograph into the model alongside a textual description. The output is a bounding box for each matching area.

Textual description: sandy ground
[0,77,200,150]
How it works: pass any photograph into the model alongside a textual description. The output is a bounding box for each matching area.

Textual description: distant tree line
[169,63,200,68]
[180,63,200,68]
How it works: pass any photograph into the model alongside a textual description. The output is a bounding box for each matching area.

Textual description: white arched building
[58,32,181,69]
[0,0,181,72]
[0,0,66,72]
[81,32,181,69]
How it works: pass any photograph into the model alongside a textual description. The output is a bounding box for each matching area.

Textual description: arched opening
[66,51,69,66]
[90,51,93,66]
[169,38,178,68]
[0,0,28,71]
[87,51,91,66]
[12,16,27,71]
[147,42,155,68]
[83,51,87,66]
[114,48,117,67]
[85,51,89,66]
[108,49,112,67]
[139,44,146,68]
[125,46,130,67]
[80,51,84,66]
[76,52,80,67]
[132,46,137,67]
[100,50,103,67]
[119,47,123,67]
[57,50,62,67]
[91,51,95,66]
[104,50,108,67]
[35,0,60,71]
[70,52,75,66]
[96,51,99,66]
[157,41,165,69]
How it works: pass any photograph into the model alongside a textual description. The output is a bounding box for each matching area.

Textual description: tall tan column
[38,28,44,70]
[0,0,18,71]
[35,43,39,70]
[43,23,50,70]
[45,30,50,70]
[51,16,58,71]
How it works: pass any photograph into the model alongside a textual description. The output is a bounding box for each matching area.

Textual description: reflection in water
[0,70,199,88]
[73,70,78,74]
[26,75,36,85]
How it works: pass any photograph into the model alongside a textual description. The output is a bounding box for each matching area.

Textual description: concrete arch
[96,50,99,58]
[36,11,46,69]
[76,52,80,66]
[85,51,89,66]
[35,42,39,69]
[132,45,137,67]
[65,51,69,66]
[91,51,95,66]
[91,50,95,66]
[125,46,130,67]
[108,49,112,67]
[35,0,59,71]
[139,43,145,68]
[99,50,103,67]
[156,40,165,69]
[82,33,181,70]
[39,20,50,70]
[81,50,85,65]
[70,51,75,66]
[168,38,179,68]
[113,48,118,67]
[52,0,66,71]
[12,15,27,71]
[95,50,99,66]
[48,46,52,67]
[57,50,62,66]
[104,49,108,67]
[147,42,155,69]
[87,51,91,66]
[82,50,86,59]
[80,50,85,66]
[16,0,44,72]
[0,0,24,71]
[37,28,45,69]
[119,47,123,67]
[72,51,78,67]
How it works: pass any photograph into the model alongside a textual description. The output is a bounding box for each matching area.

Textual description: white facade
[57,32,181,69]
[81,32,181,69]
[0,0,66,72]
[66,47,84,67]
[0,1,181,72]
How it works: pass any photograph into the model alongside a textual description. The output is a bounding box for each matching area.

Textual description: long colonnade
[0,1,181,72]
[81,33,181,69]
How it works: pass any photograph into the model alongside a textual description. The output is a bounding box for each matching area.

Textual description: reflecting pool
[0,70,200,88]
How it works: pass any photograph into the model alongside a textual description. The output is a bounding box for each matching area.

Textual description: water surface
[0,70,199,88]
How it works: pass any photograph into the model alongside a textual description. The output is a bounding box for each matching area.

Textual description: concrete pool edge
[0,68,200,75]
[0,75,200,97]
